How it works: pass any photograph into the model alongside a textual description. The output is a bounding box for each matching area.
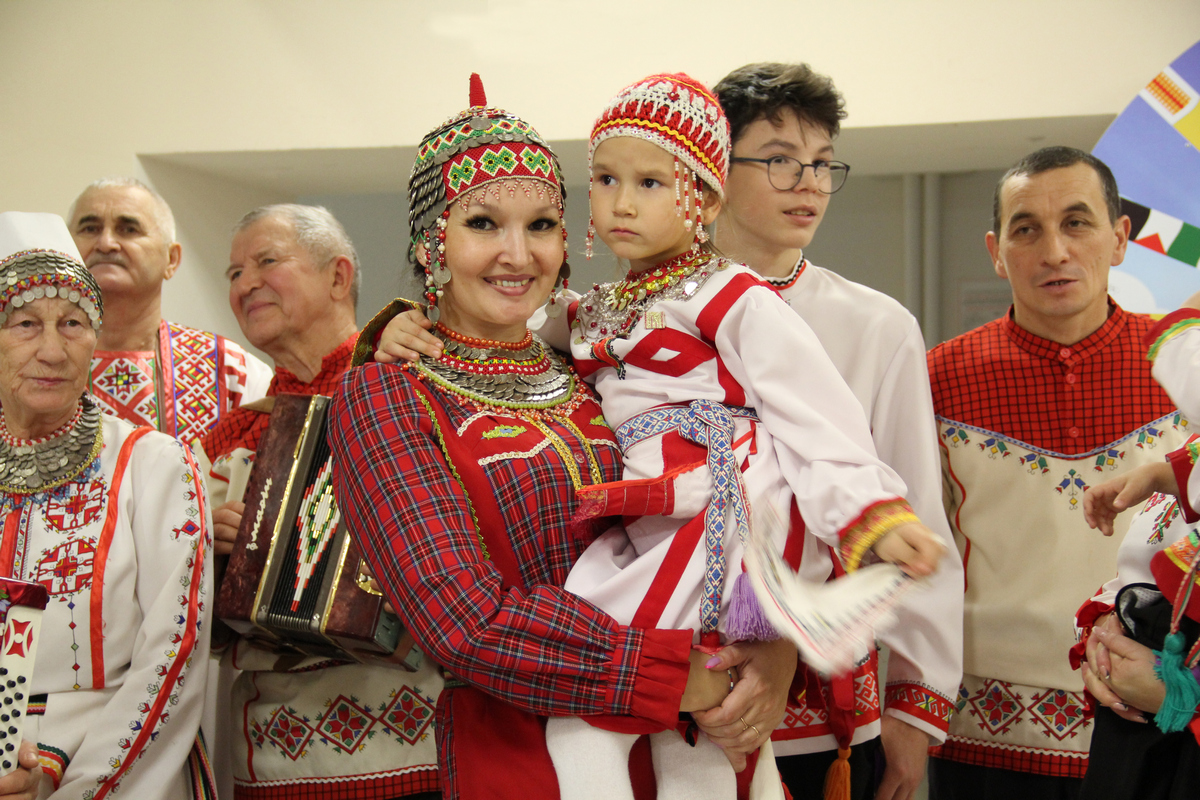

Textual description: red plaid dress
[330,361,694,800]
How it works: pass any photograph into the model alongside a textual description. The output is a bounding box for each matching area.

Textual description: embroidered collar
[1003,300,1127,364]
[0,395,104,495]
[765,256,807,290]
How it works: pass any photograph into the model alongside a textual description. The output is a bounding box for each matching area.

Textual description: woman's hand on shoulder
[690,638,798,770]
[376,310,442,364]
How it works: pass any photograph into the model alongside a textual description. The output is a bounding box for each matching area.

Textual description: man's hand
[213,500,245,557]
[692,639,798,772]
[1082,462,1177,536]
[376,310,442,364]
[872,522,944,578]
[875,716,930,800]
[0,741,42,800]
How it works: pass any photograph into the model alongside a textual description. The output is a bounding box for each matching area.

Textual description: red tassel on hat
[469,73,487,108]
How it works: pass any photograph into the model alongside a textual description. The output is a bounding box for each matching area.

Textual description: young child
[374,73,942,800]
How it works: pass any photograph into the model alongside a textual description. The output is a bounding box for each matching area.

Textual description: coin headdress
[408,73,569,323]
[0,212,103,329]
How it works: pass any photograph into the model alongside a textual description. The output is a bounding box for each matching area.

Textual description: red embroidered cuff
[838,497,919,572]
[1145,308,1200,353]
[884,682,954,733]
[1168,446,1200,524]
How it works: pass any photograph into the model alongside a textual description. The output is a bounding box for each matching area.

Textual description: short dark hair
[993,146,1122,234]
[713,62,847,146]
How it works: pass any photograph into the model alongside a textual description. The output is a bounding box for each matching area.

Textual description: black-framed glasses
[730,156,850,194]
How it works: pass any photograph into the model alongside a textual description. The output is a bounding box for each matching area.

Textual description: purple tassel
[726,571,779,642]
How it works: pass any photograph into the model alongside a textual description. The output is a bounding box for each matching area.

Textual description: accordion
[216,393,419,670]
[0,578,47,776]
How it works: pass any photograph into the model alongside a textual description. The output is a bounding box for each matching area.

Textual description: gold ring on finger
[749,724,761,738]
[739,716,749,731]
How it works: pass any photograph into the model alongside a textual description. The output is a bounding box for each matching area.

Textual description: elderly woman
[0,213,211,800]
[331,80,793,800]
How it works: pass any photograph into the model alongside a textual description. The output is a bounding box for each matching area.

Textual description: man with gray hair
[68,178,272,445]
[200,204,441,800]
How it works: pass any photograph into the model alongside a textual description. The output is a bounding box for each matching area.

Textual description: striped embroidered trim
[90,426,154,688]
[593,117,722,180]
[477,438,555,467]
[1147,315,1200,361]
[838,497,919,572]
[765,258,807,291]
[884,681,957,729]
[37,743,68,789]
[188,732,218,800]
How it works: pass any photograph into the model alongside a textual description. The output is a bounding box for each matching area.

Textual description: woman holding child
[332,74,940,800]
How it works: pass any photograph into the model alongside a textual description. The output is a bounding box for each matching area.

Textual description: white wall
[3,0,1198,348]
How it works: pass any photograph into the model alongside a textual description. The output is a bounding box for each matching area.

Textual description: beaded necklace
[408,324,588,420]
[0,395,104,495]
[575,252,730,340]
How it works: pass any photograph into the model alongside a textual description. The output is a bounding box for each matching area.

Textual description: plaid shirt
[329,362,692,796]
[928,303,1174,452]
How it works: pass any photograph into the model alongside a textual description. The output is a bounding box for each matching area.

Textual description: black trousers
[928,757,1081,800]
[776,737,882,800]
[1079,705,1200,800]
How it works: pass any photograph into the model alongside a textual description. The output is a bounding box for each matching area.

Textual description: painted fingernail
[705,656,721,669]
[1104,670,1111,680]
[1114,703,1127,712]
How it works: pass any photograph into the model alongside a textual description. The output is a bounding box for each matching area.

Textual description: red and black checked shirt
[200,333,357,459]
[928,303,1175,453]
[329,362,691,792]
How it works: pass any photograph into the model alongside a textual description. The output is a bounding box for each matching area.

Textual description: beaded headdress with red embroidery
[590,73,730,198]
[408,74,569,321]
[0,212,103,329]
[586,73,730,258]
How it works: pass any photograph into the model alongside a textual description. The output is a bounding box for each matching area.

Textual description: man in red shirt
[927,147,1183,799]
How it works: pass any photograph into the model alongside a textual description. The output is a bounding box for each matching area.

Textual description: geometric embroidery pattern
[1027,688,1089,741]
[264,707,315,761]
[885,682,957,725]
[966,679,1025,737]
[1055,468,1089,511]
[34,537,96,598]
[854,671,880,717]
[43,479,106,531]
[317,696,376,754]
[90,354,158,430]
[380,687,435,745]
[253,684,437,760]
[166,323,223,446]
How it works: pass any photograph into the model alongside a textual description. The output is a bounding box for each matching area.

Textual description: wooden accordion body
[216,393,418,669]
